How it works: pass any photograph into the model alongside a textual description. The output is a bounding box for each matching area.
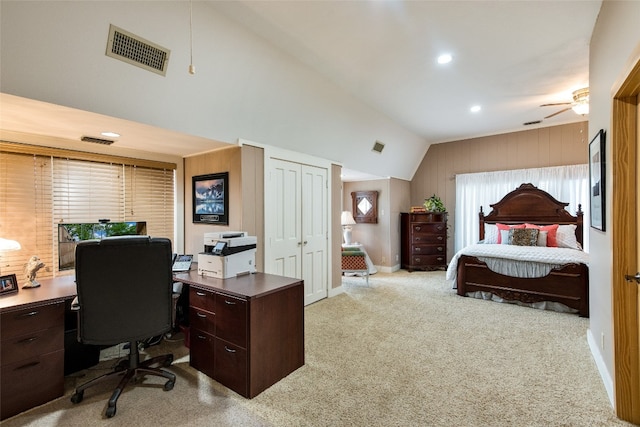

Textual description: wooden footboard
[456,255,589,317]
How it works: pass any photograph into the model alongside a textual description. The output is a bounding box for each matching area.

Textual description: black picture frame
[193,172,229,224]
[0,274,19,296]
[589,129,606,231]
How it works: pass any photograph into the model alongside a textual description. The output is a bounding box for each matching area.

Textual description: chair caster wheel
[70,391,84,404]
[105,405,117,418]
[163,380,175,391]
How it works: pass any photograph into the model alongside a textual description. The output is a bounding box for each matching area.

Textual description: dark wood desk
[174,271,305,398]
[0,275,77,420]
[0,271,304,419]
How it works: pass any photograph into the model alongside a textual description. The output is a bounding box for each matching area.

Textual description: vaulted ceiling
[0,1,601,181]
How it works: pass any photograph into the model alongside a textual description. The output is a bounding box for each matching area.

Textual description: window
[0,145,175,283]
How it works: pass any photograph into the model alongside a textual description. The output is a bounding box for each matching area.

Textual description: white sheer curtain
[454,165,589,252]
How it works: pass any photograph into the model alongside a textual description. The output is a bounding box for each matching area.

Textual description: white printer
[198,231,257,279]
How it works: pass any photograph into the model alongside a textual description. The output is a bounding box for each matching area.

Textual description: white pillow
[499,229,510,245]
[537,230,548,247]
[556,224,580,249]
[484,224,498,244]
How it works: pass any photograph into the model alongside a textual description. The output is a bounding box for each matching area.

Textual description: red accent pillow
[495,223,525,244]
[524,223,559,247]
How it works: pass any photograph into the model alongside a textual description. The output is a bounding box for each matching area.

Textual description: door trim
[612,56,640,423]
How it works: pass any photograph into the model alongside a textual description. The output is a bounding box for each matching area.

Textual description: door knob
[624,272,640,283]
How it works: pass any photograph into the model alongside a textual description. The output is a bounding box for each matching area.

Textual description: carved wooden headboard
[478,183,584,246]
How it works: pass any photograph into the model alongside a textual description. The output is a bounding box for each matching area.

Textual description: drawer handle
[17,336,38,344]
[196,291,206,296]
[415,226,421,231]
[224,346,236,353]
[196,312,207,318]
[16,361,40,370]
[437,226,444,231]
[437,247,443,252]
[224,300,236,305]
[437,236,443,241]
[196,334,207,340]
[415,247,421,252]
[437,257,444,261]
[17,310,39,319]
[415,237,422,242]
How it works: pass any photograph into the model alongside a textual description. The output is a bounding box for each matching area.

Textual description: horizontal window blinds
[0,150,174,284]
[0,152,54,282]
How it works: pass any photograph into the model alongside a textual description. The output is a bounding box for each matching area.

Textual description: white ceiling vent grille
[106,24,170,76]
[372,141,385,153]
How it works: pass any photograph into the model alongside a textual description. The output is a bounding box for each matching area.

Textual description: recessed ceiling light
[437,54,452,64]
[101,131,120,138]
[470,105,482,113]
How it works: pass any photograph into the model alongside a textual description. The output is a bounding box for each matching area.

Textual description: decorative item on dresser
[401,211,448,271]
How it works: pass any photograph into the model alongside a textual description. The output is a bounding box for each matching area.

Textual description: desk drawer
[190,329,215,379]
[1,302,64,339]
[189,288,215,312]
[189,307,215,335]
[1,349,64,420]
[1,326,64,366]
[215,294,247,348]
[214,337,247,397]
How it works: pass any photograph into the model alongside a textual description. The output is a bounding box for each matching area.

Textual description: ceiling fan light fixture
[572,103,589,115]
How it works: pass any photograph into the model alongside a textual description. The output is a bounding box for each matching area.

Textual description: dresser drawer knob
[17,336,38,344]
[224,299,237,305]
[437,226,443,231]
[437,247,443,252]
[196,291,206,297]
[196,312,207,318]
[437,236,443,241]
[225,346,236,353]
[415,226,421,231]
[415,247,421,252]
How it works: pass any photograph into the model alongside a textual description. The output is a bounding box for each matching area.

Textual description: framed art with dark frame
[589,129,606,231]
[0,274,19,296]
[192,172,229,225]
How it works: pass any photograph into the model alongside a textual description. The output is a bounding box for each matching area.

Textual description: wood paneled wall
[410,121,589,261]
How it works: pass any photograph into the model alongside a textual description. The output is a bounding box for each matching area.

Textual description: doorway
[612,56,640,423]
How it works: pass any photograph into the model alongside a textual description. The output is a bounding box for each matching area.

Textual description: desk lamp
[341,211,356,245]
[0,237,21,276]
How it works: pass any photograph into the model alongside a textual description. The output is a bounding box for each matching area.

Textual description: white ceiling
[0,1,601,181]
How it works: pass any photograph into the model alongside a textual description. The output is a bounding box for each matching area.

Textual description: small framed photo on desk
[0,274,19,296]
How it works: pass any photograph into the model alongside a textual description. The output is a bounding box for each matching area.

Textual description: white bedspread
[446,244,590,282]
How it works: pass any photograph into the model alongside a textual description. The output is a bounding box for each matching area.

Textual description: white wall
[0,1,426,181]
[588,0,640,404]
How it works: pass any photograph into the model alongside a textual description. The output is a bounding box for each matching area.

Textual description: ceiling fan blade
[544,107,572,119]
[540,102,573,107]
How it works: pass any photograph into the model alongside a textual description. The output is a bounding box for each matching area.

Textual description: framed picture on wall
[193,172,229,224]
[589,129,606,231]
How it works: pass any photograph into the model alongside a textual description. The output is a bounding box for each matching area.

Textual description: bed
[447,183,589,317]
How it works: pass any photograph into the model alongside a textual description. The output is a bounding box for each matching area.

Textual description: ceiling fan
[524,87,589,126]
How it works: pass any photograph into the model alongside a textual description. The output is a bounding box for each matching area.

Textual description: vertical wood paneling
[410,122,588,261]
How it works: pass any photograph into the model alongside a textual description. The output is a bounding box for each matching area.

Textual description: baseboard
[587,328,614,408]
[329,284,345,298]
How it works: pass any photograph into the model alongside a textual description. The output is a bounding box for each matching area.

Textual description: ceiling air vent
[81,136,115,145]
[372,141,385,153]
[106,24,170,76]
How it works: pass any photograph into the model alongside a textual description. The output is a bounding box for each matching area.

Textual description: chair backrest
[75,236,173,345]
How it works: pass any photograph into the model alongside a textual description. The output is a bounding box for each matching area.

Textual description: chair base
[70,340,175,418]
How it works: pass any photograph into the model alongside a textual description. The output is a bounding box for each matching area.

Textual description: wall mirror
[351,191,378,224]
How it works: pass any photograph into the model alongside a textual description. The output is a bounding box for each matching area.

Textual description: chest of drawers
[401,212,447,271]
[181,272,304,398]
[1,302,65,420]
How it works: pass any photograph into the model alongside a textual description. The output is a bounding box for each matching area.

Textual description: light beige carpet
[2,271,633,427]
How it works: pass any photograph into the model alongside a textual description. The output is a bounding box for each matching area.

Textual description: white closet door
[301,165,328,305]
[266,158,328,305]
[268,159,302,279]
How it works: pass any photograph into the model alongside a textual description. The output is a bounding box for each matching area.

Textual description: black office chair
[70,236,176,418]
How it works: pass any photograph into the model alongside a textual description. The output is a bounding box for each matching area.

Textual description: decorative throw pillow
[484,224,499,244]
[508,228,540,246]
[524,223,559,247]
[556,224,580,249]
[496,223,525,244]
[536,230,548,247]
